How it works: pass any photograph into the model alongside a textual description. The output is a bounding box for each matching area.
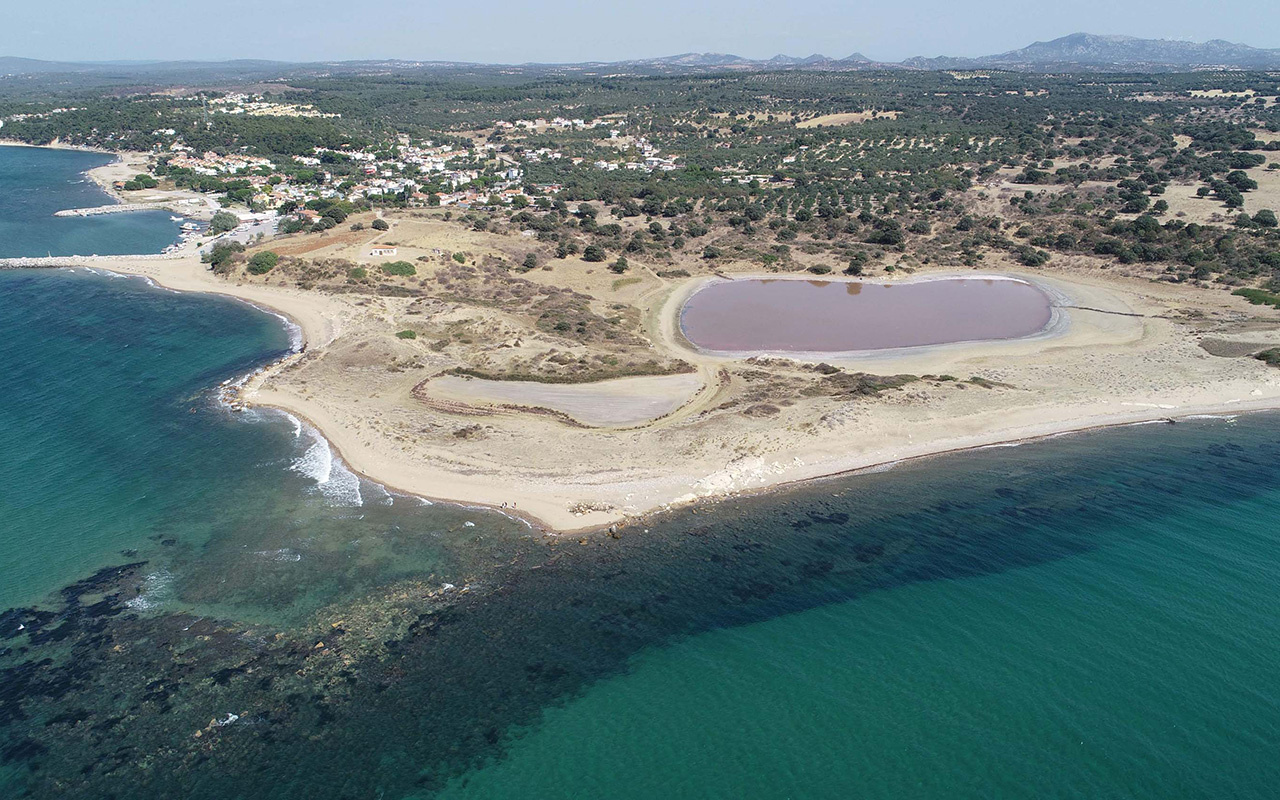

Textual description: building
[370,247,398,257]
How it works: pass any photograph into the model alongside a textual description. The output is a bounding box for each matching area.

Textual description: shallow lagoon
[680,276,1055,353]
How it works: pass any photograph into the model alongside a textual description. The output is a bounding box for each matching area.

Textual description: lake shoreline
[15,253,1280,535]
[673,270,1072,360]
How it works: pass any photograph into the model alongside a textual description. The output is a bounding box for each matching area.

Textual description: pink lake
[680,277,1054,353]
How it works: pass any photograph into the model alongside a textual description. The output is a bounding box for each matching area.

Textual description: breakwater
[0,253,184,269]
[53,203,171,217]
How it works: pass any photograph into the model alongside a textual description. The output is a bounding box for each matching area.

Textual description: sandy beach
[27,248,1277,534]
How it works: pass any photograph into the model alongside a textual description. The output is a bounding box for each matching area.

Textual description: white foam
[289,426,363,507]
[367,482,395,506]
[254,548,302,563]
[126,568,174,611]
[859,460,901,474]
[241,301,304,352]
[282,411,303,439]
[231,406,275,425]
[136,275,181,294]
[240,410,435,510]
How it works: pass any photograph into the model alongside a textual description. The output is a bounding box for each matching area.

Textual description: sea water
[0,144,182,258]
[2,271,1280,799]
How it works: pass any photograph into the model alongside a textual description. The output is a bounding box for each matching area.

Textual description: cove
[0,145,183,258]
[679,275,1055,354]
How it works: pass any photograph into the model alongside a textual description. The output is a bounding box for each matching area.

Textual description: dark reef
[2,416,1278,798]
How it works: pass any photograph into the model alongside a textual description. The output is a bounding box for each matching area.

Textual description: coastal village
[79,106,685,233]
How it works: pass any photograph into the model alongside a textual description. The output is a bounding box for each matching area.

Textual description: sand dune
[73,252,1280,534]
[424,373,703,427]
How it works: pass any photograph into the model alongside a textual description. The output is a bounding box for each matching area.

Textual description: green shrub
[1233,288,1280,309]
[395,330,417,340]
[246,251,279,275]
[1017,246,1050,267]
[209,210,239,234]
[201,241,245,274]
[1253,348,1280,367]
[278,217,306,235]
[381,261,416,277]
[122,174,158,191]
[371,218,390,231]
[349,267,367,280]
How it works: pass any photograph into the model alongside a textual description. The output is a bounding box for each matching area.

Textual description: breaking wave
[254,548,303,563]
[241,301,304,352]
[290,426,363,507]
[126,568,175,611]
[859,460,901,475]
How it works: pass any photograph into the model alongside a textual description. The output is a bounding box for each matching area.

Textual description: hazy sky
[6,0,1278,63]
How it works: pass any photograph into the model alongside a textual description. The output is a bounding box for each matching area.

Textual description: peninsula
[24,231,1278,532]
[4,65,1280,531]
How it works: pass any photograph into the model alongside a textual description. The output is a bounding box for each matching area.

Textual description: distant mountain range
[603,34,1280,72]
[903,33,1280,71]
[3,34,1280,82]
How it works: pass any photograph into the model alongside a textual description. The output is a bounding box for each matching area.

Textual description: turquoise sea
[0,144,183,258]
[3,151,1280,799]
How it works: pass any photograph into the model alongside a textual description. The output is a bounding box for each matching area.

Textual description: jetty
[0,253,184,269]
[54,203,168,217]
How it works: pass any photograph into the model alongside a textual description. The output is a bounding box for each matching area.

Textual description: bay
[0,144,182,258]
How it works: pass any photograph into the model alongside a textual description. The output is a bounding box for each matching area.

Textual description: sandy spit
[43,253,1280,534]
